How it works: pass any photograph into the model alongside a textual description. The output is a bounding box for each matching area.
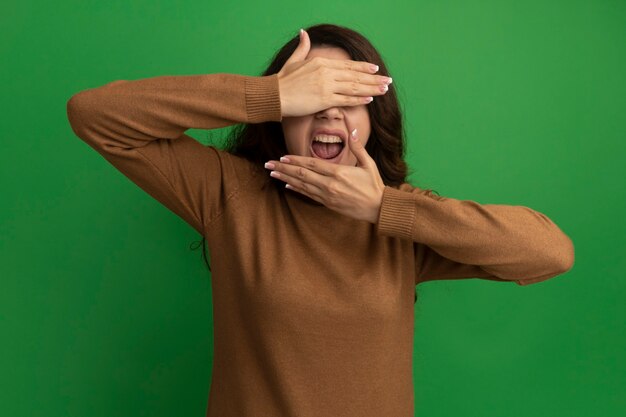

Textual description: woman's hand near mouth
[264,129,385,224]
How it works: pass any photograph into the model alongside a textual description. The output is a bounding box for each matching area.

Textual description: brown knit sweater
[66,72,575,417]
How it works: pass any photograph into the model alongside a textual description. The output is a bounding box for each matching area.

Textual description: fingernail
[280,156,291,163]
[270,171,280,178]
[299,28,304,36]
[380,84,388,92]
[370,64,379,72]
[264,162,275,169]
[386,77,393,84]
[364,96,373,103]
[351,128,358,140]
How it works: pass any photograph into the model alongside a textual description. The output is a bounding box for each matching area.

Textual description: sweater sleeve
[66,73,282,234]
[376,184,575,286]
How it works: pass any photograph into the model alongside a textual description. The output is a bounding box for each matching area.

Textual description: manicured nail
[370,64,379,73]
[285,184,294,190]
[380,84,388,92]
[264,162,275,169]
[280,156,291,163]
[270,171,280,178]
[351,128,358,140]
[364,96,373,103]
[386,77,393,84]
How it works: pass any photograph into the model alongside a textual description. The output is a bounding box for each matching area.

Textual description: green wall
[2,1,624,416]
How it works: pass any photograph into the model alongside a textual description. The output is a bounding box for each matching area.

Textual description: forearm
[377,185,575,282]
[66,73,282,150]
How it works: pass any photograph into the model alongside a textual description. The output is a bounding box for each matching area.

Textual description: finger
[347,128,373,168]
[269,170,325,199]
[331,93,375,106]
[276,155,339,177]
[332,71,392,86]
[333,80,389,98]
[267,162,333,190]
[285,183,325,204]
[284,28,311,66]
[317,56,380,74]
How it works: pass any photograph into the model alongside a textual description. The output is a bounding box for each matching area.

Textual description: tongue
[311,142,343,159]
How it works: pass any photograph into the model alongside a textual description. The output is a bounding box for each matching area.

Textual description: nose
[315,106,344,120]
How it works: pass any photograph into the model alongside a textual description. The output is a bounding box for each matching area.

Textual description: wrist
[244,74,283,123]
[368,186,384,224]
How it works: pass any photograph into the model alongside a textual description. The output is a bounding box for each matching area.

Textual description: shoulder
[210,147,276,210]
[207,146,264,181]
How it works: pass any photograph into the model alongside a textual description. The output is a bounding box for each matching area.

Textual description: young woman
[67,23,574,417]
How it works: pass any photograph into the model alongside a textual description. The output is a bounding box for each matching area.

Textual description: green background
[2,0,624,416]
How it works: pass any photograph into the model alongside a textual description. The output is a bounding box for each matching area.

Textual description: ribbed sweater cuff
[376,186,416,240]
[244,74,283,123]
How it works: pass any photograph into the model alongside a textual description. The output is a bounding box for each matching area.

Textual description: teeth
[313,134,343,143]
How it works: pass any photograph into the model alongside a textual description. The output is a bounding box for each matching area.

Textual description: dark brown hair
[192,24,417,302]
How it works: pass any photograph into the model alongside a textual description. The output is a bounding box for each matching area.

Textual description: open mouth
[309,130,347,162]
